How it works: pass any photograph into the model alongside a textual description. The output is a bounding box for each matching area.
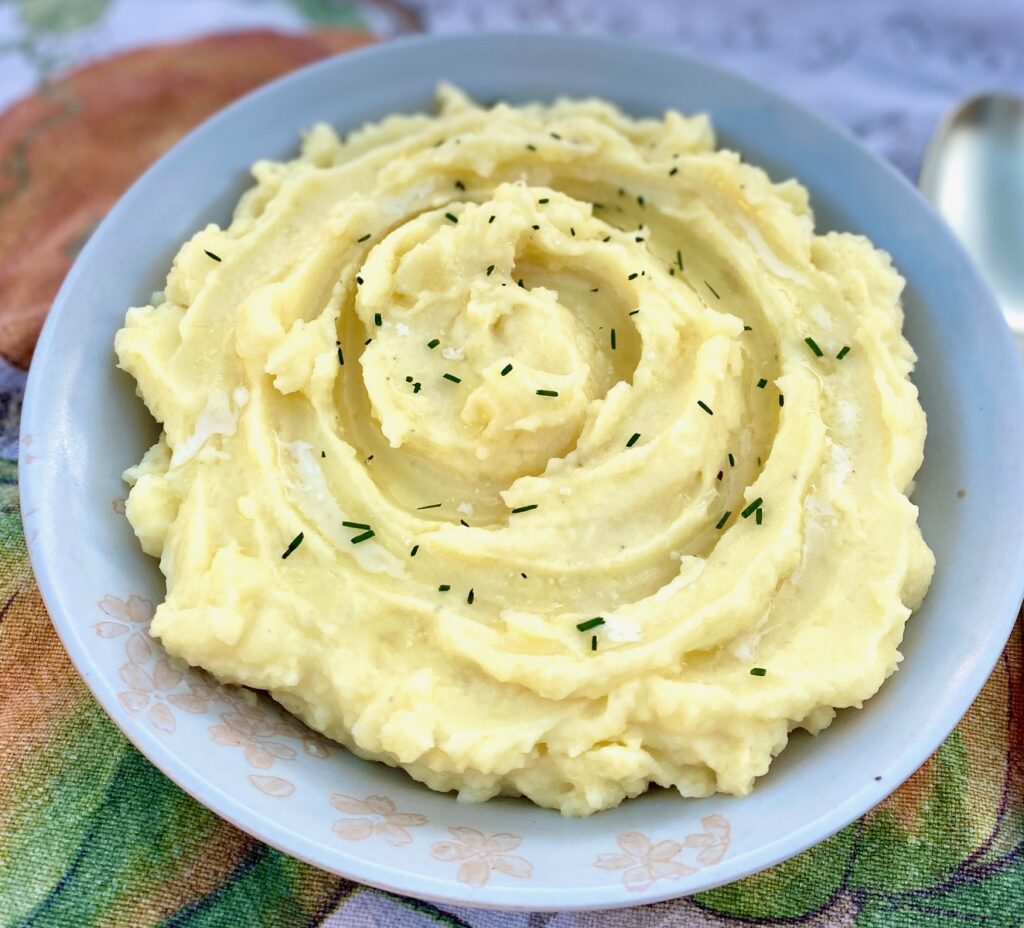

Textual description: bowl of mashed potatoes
[21,34,1024,909]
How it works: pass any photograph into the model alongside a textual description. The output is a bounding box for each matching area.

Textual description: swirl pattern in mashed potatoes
[116,86,934,815]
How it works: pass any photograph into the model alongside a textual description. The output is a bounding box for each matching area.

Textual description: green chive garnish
[637,195,645,207]
[610,328,617,350]
[374,312,382,326]
[626,432,640,448]
[204,249,221,262]
[669,167,678,176]
[779,394,785,407]
[445,212,458,223]
[500,363,513,376]
[538,197,549,204]
[282,532,304,559]
[410,545,419,557]
[413,382,421,393]
[836,345,851,360]
[337,347,344,366]
[486,264,494,276]
[443,373,461,383]
[716,511,731,529]
[757,378,767,389]
[427,338,440,349]
[531,224,540,231]
[804,337,824,357]
[741,498,763,519]
[750,667,767,676]
[570,227,576,237]
[755,508,763,525]
[488,215,495,224]
[705,281,720,299]
[467,588,475,604]
[439,584,450,592]
[576,617,605,632]
[356,276,364,285]
[744,325,753,331]
[454,180,465,190]
[357,233,371,243]
[628,272,639,280]
[550,132,562,140]
[536,389,558,397]
[676,250,684,271]
[591,635,598,651]
[629,309,639,316]
[511,504,538,513]
[342,521,371,530]
[417,503,441,510]
[728,453,735,467]
[526,143,537,151]
[518,279,525,288]
[697,400,713,415]
[350,530,375,544]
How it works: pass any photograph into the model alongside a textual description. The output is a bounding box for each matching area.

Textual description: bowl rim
[19,30,1024,912]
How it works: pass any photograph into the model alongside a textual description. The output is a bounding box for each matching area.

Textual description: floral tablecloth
[1,1,1021,925]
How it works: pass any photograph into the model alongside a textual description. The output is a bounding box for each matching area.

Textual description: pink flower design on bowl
[431,827,532,887]
[330,794,427,846]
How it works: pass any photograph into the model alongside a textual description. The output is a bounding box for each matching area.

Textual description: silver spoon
[919,93,1024,341]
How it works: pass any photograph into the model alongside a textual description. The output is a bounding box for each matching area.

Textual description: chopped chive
[669,166,678,176]
[669,267,676,275]
[417,503,441,510]
[836,345,851,360]
[705,281,720,299]
[804,336,824,357]
[741,497,763,519]
[750,667,767,676]
[405,375,413,383]
[486,264,495,276]
[445,212,458,223]
[779,394,785,407]
[281,532,304,559]
[500,363,513,376]
[443,373,462,383]
[757,378,767,389]
[350,529,375,544]
[322,451,326,458]
[526,143,537,151]
[410,545,419,557]
[550,132,562,140]
[364,338,372,345]
[570,227,576,237]
[454,180,465,190]
[728,453,735,467]
[460,519,469,527]
[374,312,382,326]
[521,572,528,579]
[204,249,222,262]
[635,236,644,243]
[602,235,611,242]
[676,249,684,271]
[637,195,645,207]
[629,309,639,316]
[610,328,617,350]
[413,382,421,393]
[337,347,344,366]
[357,233,371,242]
[531,224,540,230]
[342,521,371,530]
[536,389,558,397]
[511,504,538,513]
[697,400,714,416]
[488,215,495,224]
[591,635,598,651]
[628,272,639,281]
[538,197,549,204]
[467,588,475,604]
[743,325,753,331]
[518,279,525,288]
[626,432,641,448]
[576,616,605,632]
[755,508,763,525]
[356,276,364,285]
[716,470,723,480]
[591,287,599,293]
[716,511,731,529]
[438,584,451,592]
[427,338,440,349]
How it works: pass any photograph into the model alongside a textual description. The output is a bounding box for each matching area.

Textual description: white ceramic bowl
[20,33,1024,910]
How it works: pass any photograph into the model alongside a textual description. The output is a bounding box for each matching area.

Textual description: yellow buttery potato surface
[115,86,934,815]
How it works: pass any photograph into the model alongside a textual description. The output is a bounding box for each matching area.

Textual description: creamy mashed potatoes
[116,86,934,815]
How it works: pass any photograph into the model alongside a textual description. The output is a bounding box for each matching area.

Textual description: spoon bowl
[919,93,1024,337]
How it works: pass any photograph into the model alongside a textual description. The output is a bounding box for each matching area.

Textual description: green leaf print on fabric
[17,0,110,34]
